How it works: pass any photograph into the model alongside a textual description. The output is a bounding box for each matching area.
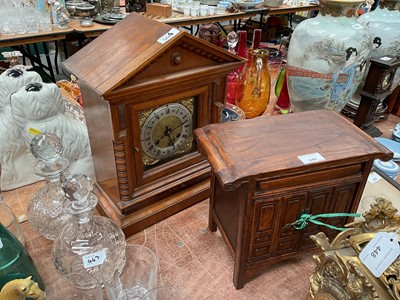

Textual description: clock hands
[170,119,189,134]
[154,120,189,147]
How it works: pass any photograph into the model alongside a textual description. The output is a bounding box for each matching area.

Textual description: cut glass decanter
[27,132,71,240]
[51,174,126,288]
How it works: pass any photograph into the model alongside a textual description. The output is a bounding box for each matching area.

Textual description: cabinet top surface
[194,110,392,188]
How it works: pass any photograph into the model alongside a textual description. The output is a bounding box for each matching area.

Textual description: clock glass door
[138,97,197,171]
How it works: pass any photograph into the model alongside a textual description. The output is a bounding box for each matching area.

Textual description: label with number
[368,171,382,184]
[0,238,3,249]
[82,249,107,269]
[380,56,392,61]
[157,28,180,44]
[298,152,326,165]
[359,232,400,277]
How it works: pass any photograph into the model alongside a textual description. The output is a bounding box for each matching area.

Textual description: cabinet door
[274,193,308,255]
[248,182,358,262]
[299,183,357,250]
[248,197,280,262]
[248,192,308,262]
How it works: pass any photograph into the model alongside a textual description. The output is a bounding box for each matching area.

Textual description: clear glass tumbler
[103,244,158,300]
[37,10,52,32]
[44,273,103,300]
[140,286,192,300]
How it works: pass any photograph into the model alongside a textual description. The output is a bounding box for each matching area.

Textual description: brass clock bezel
[138,97,195,167]
[139,98,196,167]
[381,71,393,91]
[130,85,209,188]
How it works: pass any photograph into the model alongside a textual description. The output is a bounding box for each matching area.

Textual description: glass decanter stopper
[227,31,238,54]
[51,174,126,288]
[226,31,240,105]
[0,163,24,245]
[28,132,71,240]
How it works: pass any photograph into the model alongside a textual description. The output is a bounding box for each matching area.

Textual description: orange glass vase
[235,49,271,119]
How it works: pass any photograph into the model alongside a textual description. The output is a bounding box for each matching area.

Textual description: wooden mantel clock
[63,13,245,237]
[354,55,400,137]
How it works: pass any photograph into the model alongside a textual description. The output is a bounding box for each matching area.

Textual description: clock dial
[140,101,194,165]
[381,71,392,90]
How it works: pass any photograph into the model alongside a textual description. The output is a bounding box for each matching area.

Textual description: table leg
[54,41,59,74]
[24,44,37,69]
[288,13,294,28]
[63,40,69,59]
[193,25,200,36]
[17,43,56,82]
[41,42,56,82]
[216,22,228,36]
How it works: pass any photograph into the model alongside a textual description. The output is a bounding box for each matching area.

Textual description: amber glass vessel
[235,49,271,119]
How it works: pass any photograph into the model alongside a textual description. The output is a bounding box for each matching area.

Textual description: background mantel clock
[63,13,245,237]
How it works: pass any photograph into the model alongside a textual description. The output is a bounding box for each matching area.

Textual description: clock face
[139,99,195,166]
[381,71,392,90]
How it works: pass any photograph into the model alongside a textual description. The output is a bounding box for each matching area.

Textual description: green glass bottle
[0,222,45,295]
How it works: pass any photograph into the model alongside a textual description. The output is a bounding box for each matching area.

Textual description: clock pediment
[63,13,244,96]
[121,37,237,88]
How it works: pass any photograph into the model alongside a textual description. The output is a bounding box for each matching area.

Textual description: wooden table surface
[265,3,319,15]
[0,25,73,48]
[0,3,319,47]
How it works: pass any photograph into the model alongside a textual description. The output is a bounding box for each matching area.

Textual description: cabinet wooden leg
[209,174,217,232]
[208,216,217,232]
[233,263,245,290]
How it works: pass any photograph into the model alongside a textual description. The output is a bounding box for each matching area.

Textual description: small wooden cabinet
[194,110,392,289]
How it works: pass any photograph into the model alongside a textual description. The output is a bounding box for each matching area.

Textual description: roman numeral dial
[140,102,194,164]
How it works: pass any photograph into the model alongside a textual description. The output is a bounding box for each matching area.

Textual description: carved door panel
[299,183,358,250]
[300,187,333,250]
[274,193,308,256]
[325,183,357,240]
[248,197,280,262]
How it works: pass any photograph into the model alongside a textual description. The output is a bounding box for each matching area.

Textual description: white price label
[360,232,400,277]
[0,238,3,249]
[368,171,382,184]
[82,250,107,269]
[298,152,326,165]
[157,28,180,44]
[352,23,364,30]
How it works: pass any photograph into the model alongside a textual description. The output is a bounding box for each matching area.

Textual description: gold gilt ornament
[0,277,45,300]
[308,197,400,300]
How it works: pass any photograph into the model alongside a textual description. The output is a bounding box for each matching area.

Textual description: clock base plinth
[361,124,383,137]
[94,179,210,237]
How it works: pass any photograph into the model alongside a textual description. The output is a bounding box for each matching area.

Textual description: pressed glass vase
[235,48,271,119]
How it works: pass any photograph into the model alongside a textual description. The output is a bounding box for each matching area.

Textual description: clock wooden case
[63,13,245,237]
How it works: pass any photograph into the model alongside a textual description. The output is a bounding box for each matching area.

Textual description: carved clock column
[63,13,245,237]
